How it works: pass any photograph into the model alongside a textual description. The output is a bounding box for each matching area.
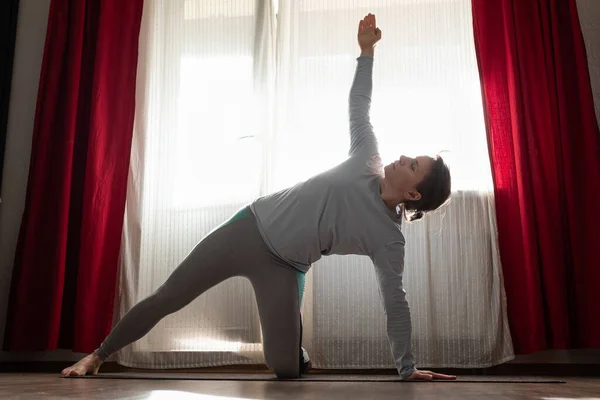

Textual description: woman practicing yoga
[61,13,454,381]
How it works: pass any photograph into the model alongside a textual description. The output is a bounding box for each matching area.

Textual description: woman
[62,13,454,381]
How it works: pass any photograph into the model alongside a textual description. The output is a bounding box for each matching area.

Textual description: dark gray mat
[70,373,566,383]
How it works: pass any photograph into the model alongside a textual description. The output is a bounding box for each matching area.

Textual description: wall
[0,0,20,193]
[0,0,82,362]
[0,0,599,364]
[577,0,600,124]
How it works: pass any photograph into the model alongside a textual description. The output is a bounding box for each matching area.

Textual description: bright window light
[173,56,262,208]
[175,338,262,352]
[146,391,255,400]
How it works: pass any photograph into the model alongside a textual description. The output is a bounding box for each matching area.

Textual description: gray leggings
[95,207,305,378]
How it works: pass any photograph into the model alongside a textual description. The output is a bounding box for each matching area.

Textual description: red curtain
[4,0,143,352]
[472,0,600,354]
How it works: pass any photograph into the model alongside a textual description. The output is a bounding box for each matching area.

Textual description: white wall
[0,0,599,364]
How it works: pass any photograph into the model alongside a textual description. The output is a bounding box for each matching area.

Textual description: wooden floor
[1,373,599,400]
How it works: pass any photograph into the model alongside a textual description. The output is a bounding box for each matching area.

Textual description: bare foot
[61,353,103,377]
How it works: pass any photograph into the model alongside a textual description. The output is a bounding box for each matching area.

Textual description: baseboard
[1,362,599,376]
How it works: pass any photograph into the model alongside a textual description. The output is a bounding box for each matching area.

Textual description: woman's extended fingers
[361,13,376,29]
[359,14,379,36]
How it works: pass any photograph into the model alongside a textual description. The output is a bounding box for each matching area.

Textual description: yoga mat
[70,373,566,383]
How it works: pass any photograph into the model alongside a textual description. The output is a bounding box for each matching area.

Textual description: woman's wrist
[360,47,375,57]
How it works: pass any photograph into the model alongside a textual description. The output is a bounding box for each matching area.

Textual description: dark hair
[402,155,451,222]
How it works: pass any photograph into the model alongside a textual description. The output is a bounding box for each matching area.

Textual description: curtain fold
[117,0,513,370]
[472,0,600,354]
[3,0,144,352]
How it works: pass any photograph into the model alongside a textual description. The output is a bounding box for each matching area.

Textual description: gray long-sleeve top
[250,56,416,379]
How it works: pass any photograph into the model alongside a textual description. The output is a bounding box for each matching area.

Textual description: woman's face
[383,155,435,201]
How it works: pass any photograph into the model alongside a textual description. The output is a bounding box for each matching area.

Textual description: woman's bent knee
[271,360,300,379]
[273,368,300,379]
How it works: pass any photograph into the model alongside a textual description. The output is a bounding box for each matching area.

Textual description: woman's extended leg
[61,208,257,377]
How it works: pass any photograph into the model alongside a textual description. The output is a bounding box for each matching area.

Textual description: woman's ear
[405,190,422,201]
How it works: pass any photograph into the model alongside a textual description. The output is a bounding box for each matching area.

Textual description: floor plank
[0,373,599,400]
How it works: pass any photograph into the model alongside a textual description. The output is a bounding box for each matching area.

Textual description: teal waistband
[296,270,306,306]
[225,206,250,224]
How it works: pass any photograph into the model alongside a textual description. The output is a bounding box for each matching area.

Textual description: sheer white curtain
[115,0,514,369]
[116,0,274,368]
